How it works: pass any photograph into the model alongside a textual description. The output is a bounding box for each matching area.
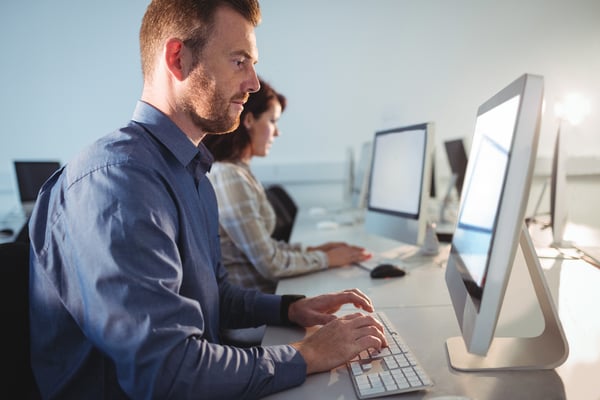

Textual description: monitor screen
[446,73,541,353]
[364,122,434,246]
[14,160,61,206]
[451,95,521,302]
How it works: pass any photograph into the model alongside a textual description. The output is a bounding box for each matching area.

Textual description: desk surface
[0,209,26,243]
[263,209,600,400]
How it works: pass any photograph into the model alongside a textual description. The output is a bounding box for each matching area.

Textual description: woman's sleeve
[212,167,327,280]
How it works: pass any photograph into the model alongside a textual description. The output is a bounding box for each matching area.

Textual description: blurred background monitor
[550,123,568,247]
[14,160,61,217]
[444,138,468,196]
[364,122,434,246]
[351,141,373,210]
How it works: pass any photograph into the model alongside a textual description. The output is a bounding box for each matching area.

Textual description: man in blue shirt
[28,0,386,398]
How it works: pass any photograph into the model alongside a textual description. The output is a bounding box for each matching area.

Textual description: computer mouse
[0,228,14,236]
[370,263,406,279]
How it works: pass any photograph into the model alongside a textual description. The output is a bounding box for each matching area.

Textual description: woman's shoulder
[210,161,257,185]
[211,160,247,173]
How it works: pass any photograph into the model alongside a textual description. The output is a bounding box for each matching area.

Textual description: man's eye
[235,59,246,67]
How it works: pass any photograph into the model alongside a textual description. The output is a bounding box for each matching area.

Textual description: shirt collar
[130,100,214,175]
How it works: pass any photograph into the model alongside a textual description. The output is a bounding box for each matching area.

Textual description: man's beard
[183,70,242,135]
[189,110,240,135]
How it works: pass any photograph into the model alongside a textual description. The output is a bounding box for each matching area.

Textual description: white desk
[0,210,26,243]
[262,209,600,399]
[0,189,27,243]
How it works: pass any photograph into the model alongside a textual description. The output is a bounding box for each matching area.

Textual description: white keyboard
[347,311,433,399]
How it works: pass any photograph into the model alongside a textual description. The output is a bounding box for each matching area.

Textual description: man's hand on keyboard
[291,312,388,375]
[288,288,374,327]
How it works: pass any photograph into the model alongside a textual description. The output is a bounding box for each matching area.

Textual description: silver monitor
[445,74,568,371]
[550,123,568,247]
[351,141,373,210]
[364,122,434,246]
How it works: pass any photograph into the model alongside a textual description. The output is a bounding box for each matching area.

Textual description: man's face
[183,6,260,135]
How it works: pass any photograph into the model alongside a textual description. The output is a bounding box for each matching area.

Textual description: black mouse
[370,263,406,279]
[0,228,14,236]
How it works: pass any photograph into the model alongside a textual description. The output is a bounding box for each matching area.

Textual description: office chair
[0,241,41,399]
[15,219,30,244]
[265,184,298,243]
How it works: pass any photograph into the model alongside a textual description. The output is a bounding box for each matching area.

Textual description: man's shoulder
[74,123,154,170]
[56,124,167,194]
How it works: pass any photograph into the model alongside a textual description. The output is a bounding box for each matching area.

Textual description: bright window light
[554,93,591,125]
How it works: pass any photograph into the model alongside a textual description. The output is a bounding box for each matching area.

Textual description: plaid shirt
[208,161,327,293]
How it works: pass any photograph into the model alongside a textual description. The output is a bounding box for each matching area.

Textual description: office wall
[1,1,599,215]
[254,0,600,167]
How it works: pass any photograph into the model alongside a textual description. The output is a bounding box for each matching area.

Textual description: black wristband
[280,294,306,326]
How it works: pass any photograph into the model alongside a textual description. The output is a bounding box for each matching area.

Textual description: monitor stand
[446,223,569,371]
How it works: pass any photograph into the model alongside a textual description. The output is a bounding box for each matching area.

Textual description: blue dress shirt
[29,101,306,399]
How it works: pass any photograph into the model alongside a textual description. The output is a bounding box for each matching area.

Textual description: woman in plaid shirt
[203,78,370,294]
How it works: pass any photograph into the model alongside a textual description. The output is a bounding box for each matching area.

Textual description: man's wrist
[280,294,306,326]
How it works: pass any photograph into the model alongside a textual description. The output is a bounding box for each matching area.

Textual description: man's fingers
[340,288,374,312]
[336,313,387,347]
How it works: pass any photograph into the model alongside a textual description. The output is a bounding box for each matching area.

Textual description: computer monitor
[364,122,434,246]
[444,74,568,371]
[550,123,569,247]
[350,141,373,210]
[14,160,61,216]
[343,146,355,205]
[429,158,437,199]
[437,138,468,227]
[444,138,468,195]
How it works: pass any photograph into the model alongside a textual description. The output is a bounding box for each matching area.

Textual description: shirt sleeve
[211,164,328,280]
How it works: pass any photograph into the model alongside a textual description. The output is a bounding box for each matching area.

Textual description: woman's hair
[203,77,287,161]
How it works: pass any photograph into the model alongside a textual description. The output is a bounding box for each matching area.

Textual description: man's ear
[164,38,188,81]
[243,112,254,129]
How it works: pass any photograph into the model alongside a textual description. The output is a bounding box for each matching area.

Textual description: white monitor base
[446,224,569,371]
